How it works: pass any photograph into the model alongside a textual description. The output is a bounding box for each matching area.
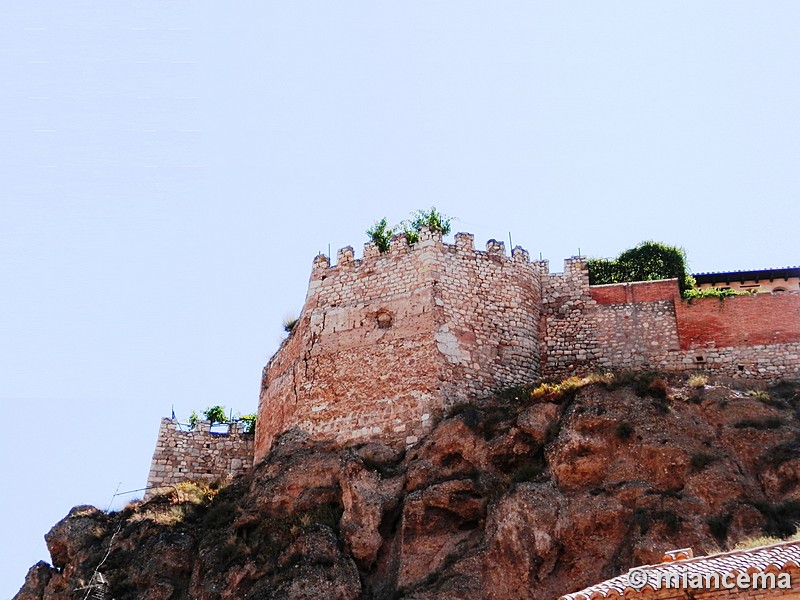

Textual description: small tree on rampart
[367,207,452,251]
[587,241,695,295]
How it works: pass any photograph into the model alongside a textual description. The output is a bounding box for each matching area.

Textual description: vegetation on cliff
[15,374,800,600]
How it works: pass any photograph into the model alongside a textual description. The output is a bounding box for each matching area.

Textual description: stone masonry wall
[436,234,543,406]
[255,228,543,462]
[540,257,604,375]
[541,260,800,381]
[145,419,254,499]
[254,241,800,466]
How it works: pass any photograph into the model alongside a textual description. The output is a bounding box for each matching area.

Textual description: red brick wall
[590,279,680,305]
[676,293,800,350]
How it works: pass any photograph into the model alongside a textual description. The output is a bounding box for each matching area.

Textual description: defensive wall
[542,260,800,379]
[255,233,800,461]
[144,419,254,499]
[254,227,544,462]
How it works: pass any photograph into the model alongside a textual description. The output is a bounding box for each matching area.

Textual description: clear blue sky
[3,2,799,595]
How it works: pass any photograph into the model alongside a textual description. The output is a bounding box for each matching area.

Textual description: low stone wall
[542,265,800,381]
[145,418,254,499]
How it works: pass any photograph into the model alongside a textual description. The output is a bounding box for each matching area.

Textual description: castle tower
[254,228,544,461]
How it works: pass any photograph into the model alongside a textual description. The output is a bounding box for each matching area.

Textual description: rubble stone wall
[255,229,544,462]
[541,260,800,381]
[252,237,800,465]
[145,419,254,499]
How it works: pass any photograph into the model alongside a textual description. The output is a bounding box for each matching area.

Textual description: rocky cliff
[15,374,800,599]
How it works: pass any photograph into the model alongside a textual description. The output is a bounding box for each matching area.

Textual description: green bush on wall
[367,207,453,251]
[203,405,228,425]
[586,241,695,295]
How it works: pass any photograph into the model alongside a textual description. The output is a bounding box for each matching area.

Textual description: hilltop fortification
[255,228,543,461]
[255,229,800,460]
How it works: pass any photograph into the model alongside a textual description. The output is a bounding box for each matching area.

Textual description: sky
[2,1,800,595]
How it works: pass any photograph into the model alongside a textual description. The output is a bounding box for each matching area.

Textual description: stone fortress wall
[542,260,800,380]
[256,232,800,460]
[144,418,254,499]
[145,228,800,487]
[254,228,545,462]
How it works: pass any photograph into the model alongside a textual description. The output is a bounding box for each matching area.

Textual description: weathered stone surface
[339,458,386,568]
[256,234,800,463]
[44,505,109,570]
[517,402,560,444]
[145,418,254,499]
[256,229,544,461]
[15,380,800,600]
[12,562,55,600]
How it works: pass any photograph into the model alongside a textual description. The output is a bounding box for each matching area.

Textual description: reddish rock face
[17,379,800,600]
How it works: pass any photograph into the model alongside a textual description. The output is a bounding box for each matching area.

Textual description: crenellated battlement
[145,419,254,499]
[255,229,547,461]
[255,230,800,463]
[311,227,537,284]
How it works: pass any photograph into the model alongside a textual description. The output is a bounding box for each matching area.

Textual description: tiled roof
[560,541,800,600]
[692,267,800,284]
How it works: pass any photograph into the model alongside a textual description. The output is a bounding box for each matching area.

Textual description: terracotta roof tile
[560,540,800,600]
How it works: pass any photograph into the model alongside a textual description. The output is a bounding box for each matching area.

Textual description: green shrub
[173,479,218,505]
[530,373,611,403]
[747,390,789,409]
[204,499,238,528]
[204,405,228,425]
[683,287,748,300]
[399,207,452,244]
[647,377,669,400]
[366,218,393,253]
[688,374,708,389]
[632,372,670,406]
[237,413,257,433]
[368,207,453,249]
[282,314,298,333]
[587,241,694,294]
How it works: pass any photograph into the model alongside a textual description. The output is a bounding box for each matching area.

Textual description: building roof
[692,267,800,285]
[560,540,800,600]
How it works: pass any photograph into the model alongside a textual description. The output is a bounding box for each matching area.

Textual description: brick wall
[254,228,544,462]
[676,293,800,349]
[145,419,254,499]
[541,262,800,381]
[591,279,680,304]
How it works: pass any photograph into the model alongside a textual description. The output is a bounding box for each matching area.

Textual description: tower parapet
[256,231,800,464]
[255,230,543,461]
